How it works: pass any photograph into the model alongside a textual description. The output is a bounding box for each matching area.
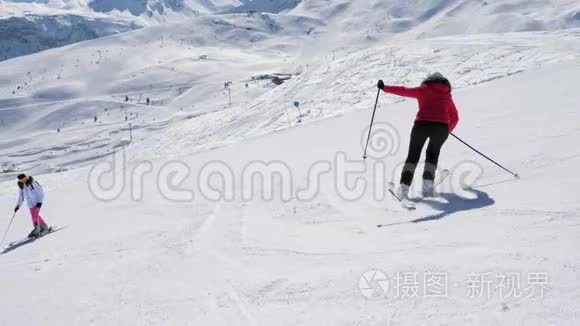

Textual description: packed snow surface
[0,57,579,325]
[0,0,579,325]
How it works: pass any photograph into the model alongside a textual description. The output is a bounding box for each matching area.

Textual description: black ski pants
[400,121,449,186]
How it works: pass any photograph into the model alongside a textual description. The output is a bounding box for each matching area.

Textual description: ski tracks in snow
[176,200,257,324]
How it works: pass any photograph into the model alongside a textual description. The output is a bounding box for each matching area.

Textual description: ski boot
[396,184,410,201]
[422,179,435,198]
[38,222,51,236]
[28,224,41,239]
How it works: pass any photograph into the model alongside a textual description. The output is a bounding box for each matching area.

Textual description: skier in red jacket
[378,72,459,199]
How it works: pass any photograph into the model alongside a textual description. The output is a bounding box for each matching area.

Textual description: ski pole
[0,212,17,247]
[363,88,381,160]
[283,105,292,127]
[450,133,519,178]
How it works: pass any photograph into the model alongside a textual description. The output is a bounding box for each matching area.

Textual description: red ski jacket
[382,83,459,132]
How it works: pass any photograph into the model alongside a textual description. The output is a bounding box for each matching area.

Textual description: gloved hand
[14,206,19,213]
[36,203,42,208]
[377,80,385,90]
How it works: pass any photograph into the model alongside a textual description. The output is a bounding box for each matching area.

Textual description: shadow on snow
[378,188,495,228]
[411,188,495,223]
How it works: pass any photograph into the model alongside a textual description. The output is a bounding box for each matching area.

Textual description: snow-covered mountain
[2,0,245,14]
[289,0,580,44]
[0,12,140,62]
[87,0,246,16]
[3,0,580,61]
[0,0,247,61]
[223,0,302,14]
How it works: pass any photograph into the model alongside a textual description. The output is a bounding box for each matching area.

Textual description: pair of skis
[387,169,450,210]
[1,226,63,255]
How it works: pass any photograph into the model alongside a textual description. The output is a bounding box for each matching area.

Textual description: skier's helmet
[422,72,451,90]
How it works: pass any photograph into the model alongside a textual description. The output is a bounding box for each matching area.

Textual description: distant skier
[14,174,50,238]
[378,72,459,199]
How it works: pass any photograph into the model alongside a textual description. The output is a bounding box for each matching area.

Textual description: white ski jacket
[16,180,45,209]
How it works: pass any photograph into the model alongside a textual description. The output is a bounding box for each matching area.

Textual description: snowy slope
[0,11,325,177]
[2,27,580,179]
[1,3,580,323]
[0,58,579,325]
